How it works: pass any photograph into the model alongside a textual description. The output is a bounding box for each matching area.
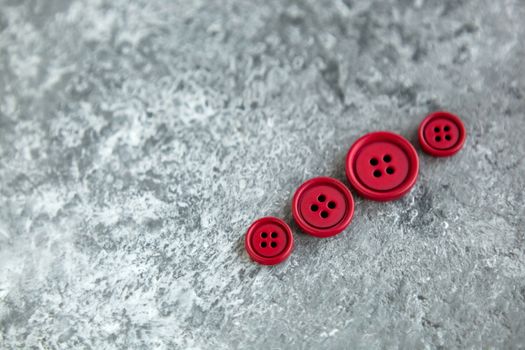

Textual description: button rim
[346,131,419,201]
[418,111,466,157]
[245,217,293,265]
[292,177,355,238]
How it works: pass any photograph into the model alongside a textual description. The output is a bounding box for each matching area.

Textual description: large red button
[418,111,466,157]
[346,131,419,201]
[292,177,354,238]
[245,217,293,265]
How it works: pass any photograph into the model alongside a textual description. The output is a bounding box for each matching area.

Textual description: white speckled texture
[1,0,524,349]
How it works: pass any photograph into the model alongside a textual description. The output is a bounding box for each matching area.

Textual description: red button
[418,111,466,157]
[245,217,293,265]
[292,177,354,238]
[346,131,419,201]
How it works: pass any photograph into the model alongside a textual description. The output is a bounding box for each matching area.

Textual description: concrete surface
[1,0,524,349]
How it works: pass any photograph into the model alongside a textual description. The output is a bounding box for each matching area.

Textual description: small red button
[418,111,466,157]
[346,131,419,201]
[292,177,354,238]
[245,217,293,265]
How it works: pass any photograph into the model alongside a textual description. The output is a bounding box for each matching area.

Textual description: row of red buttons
[245,111,467,265]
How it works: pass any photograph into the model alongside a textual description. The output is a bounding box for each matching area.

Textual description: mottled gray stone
[0,0,524,349]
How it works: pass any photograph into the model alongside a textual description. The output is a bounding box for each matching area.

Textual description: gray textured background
[1,0,524,349]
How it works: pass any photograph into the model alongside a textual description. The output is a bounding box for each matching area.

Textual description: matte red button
[418,111,466,157]
[346,131,419,201]
[292,177,354,238]
[245,217,293,265]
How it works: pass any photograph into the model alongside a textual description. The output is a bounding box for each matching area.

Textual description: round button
[418,111,466,157]
[245,217,293,265]
[346,131,419,201]
[292,177,354,238]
